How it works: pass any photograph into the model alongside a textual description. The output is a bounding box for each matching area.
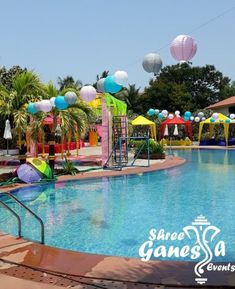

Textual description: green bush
[132,139,165,155]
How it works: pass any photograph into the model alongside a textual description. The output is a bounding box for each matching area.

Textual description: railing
[0,200,22,238]
[104,136,150,170]
[0,192,45,244]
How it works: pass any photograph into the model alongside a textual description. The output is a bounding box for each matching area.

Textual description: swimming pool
[0,149,234,262]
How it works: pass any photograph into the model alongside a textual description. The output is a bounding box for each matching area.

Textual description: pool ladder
[0,192,45,244]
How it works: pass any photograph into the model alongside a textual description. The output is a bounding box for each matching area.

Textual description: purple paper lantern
[170,35,197,62]
[39,100,52,113]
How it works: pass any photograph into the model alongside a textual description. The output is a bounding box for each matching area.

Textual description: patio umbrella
[27,158,52,179]
[164,124,169,136]
[3,119,12,156]
[173,124,179,136]
[17,163,42,184]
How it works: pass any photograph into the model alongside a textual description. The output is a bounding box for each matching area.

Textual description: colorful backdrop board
[131,116,157,140]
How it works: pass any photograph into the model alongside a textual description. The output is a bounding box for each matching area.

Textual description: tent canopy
[198,113,230,145]
[131,116,156,140]
[160,115,192,139]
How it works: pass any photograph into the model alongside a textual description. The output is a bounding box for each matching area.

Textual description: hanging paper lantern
[198,112,204,118]
[201,117,206,121]
[212,112,219,120]
[194,116,200,122]
[170,35,197,62]
[155,109,160,115]
[162,110,168,117]
[34,102,41,111]
[142,53,162,74]
[225,119,231,124]
[113,70,128,86]
[230,114,235,120]
[190,116,194,121]
[50,97,56,107]
[39,100,52,113]
[97,78,105,93]
[80,86,97,102]
[147,108,155,116]
[175,110,180,116]
[210,118,215,123]
[184,116,190,121]
[168,113,174,119]
[64,91,77,104]
[104,76,122,94]
[184,111,192,118]
[27,103,38,115]
[55,96,69,110]
[158,112,163,119]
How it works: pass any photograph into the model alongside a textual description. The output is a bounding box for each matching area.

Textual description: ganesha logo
[139,215,227,285]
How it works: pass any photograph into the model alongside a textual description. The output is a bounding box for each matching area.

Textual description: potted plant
[132,139,165,159]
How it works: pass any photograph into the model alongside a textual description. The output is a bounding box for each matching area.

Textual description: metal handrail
[2,192,45,244]
[0,200,22,238]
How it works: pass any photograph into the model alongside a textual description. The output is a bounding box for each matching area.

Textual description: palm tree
[30,82,95,172]
[57,76,82,91]
[0,71,44,163]
[116,84,141,113]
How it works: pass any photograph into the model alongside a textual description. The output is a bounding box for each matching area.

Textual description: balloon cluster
[96,70,128,95]
[27,91,78,114]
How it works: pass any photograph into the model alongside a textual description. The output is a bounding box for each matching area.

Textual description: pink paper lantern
[170,35,197,62]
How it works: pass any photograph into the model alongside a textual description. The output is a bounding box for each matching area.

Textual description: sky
[0,0,235,91]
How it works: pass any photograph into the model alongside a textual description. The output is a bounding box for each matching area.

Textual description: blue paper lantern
[184,111,191,118]
[210,118,215,123]
[55,96,69,110]
[27,102,38,115]
[184,116,190,121]
[104,76,122,94]
[225,119,230,124]
[148,108,155,116]
[158,112,163,119]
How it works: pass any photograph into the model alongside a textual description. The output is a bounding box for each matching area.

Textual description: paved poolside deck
[0,146,234,288]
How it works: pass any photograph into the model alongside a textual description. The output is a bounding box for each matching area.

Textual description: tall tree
[0,65,27,90]
[141,63,230,113]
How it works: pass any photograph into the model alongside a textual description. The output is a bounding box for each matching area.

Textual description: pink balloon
[170,35,197,62]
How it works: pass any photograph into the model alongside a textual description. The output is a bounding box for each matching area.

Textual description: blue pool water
[0,149,234,262]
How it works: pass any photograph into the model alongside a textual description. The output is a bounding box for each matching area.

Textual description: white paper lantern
[162,110,168,117]
[198,112,204,118]
[155,109,160,115]
[201,117,206,121]
[230,114,235,120]
[50,97,56,107]
[64,91,77,104]
[97,78,105,93]
[190,116,194,121]
[80,86,97,102]
[34,101,41,111]
[142,53,162,74]
[175,110,180,116]
[195,116,200,122]
[168,113,174,119]
[39,100,52,113]
[212,112,219,120]
[113,70,128,86]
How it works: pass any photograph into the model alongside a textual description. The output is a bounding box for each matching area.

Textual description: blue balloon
[210,118,215,123]
[27,102,38,114]
[104,76,122,94]
[225,119,230,124]
[158,112,163,119]
[148,108,155,116]
[55,96,69,110]
[184,111,191,118]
